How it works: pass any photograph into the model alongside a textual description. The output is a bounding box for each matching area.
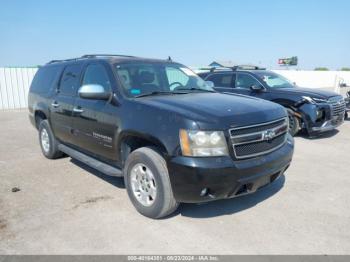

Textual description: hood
[136,92,286,128]
[274,87,339,99]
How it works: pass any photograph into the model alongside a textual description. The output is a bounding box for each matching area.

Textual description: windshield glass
[255,71,294,89]
[115,62,214,97]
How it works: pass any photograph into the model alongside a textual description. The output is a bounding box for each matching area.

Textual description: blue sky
[0,0,349,69]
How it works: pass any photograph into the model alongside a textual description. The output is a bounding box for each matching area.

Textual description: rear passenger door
[50,64,83,144]
[206,73,235,93]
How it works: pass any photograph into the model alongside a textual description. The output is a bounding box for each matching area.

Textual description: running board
[58,144,123,177]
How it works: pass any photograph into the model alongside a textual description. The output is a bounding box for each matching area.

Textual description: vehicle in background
[197,66,346,136]
[345,91,350,119]
[28,55,294,218]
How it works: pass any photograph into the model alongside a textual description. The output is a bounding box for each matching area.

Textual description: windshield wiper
[175,87,216,93]
[134,91,187,98]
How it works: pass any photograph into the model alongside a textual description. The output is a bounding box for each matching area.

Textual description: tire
[287,108,300,136]
[124,147,179,219]
[38,119,63,159]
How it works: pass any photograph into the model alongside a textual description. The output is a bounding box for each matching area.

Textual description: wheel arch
[118,131,169,166]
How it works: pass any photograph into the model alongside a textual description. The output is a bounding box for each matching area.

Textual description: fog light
[316,109,324,120]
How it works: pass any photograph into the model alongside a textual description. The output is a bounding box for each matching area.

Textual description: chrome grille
[328,96,346,117]
[229,118,288,159]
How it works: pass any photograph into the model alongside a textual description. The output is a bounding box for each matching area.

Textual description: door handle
[51,101,60,108]
[73,107,84,113]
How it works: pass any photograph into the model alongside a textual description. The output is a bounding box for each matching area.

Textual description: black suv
[198,66,346,136]
[28,55,294,218]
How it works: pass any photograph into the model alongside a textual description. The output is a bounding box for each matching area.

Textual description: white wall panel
[0,67,38,109]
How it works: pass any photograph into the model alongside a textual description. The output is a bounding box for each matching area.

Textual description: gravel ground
[0,110,349,254]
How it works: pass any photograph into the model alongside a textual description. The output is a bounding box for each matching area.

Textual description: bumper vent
[229,118,288,159]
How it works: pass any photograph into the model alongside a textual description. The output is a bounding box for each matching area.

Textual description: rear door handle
[51,101,60,108]
[73,107,84,113]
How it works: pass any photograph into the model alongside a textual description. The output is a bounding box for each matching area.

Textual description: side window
[59,64,83,96]
[30,66,62,93]
[82,64,111,91]
[207,73,233,88]
[235,73,261,89]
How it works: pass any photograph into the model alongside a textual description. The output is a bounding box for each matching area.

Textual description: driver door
[234,73,267,98]
[71,62,118,161]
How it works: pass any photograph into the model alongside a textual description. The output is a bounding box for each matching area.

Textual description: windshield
[256,71,295,89]
[115,62,214,97]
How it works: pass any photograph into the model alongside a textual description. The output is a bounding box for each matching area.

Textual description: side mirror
[250,85,264,92]
[78,84,111,100]
[205,81,215,89]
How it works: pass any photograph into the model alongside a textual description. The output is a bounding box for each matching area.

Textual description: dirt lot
[0,110,349,254]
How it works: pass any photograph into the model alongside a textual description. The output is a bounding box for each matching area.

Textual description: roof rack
[47,54,136,64]
[47,57,85,64]
[197,65,266,73]
[232,64,266,71]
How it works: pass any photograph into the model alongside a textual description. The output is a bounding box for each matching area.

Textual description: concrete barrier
[273,70,350,96]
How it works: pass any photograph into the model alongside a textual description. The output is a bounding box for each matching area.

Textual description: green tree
[340,67,350,71]
[314,67,329,71]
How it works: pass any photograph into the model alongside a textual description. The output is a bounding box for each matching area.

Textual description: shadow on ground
[70,157,285,219]
[175,175,285,219]
[297,129,339,140]
[70,158,125,189]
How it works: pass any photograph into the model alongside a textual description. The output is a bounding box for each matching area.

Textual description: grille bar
[329,99,346,117]
[229,118,288,159]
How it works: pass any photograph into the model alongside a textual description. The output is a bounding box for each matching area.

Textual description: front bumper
[167,135,294,203]
[299,103,345,136]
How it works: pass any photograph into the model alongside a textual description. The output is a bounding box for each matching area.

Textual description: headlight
[179,129,229,157]
[302,96,327,104]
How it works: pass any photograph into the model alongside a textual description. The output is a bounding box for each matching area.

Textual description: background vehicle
[197,66,346,136]
[28,55,294,218]
[345,91,350,119]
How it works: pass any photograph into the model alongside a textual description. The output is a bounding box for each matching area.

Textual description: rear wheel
[38,120,63,159]
[124,147,179,219]
[287,109,300,136]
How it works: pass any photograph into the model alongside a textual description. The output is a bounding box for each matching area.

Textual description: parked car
[197,66,346,136]
[345,91,350,119]
[28,55,294,218]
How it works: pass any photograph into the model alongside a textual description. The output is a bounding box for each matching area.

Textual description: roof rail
[47,54,136,64]
[232,64,266,70]
[47,57,87,64]
[196,65,265,72]
[81,54,135,58]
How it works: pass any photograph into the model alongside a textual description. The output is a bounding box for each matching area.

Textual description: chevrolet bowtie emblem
[263,130,276,141]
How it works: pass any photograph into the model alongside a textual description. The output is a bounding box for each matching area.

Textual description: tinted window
[207,73,233,88]
[59,64,83,96]
[255,71,294,89]
[82,64,111,91]
[30,66,62,93]
[236,73,261,89]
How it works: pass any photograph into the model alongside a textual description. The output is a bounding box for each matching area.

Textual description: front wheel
[287,109,300,136]
[124,147,179,219]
